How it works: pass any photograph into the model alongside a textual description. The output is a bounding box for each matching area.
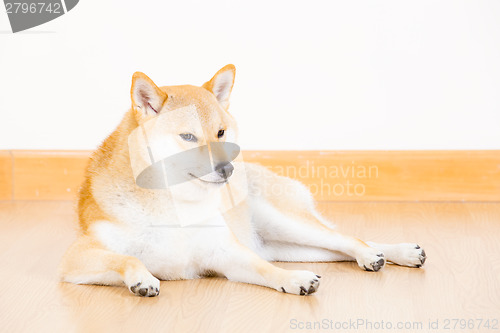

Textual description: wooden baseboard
[0,151,13,201]
[0,150,498,201]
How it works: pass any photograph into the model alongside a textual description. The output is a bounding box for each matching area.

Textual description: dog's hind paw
[386,243,427,268]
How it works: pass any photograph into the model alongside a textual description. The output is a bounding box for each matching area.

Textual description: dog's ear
[131,72,167,116]
[202,64,236,110]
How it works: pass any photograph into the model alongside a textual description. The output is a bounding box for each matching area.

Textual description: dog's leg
[258,241,354,262]
[253,201,385,271]
[208,235,321,295]
[260,239,426,268]
[248,164,427,270]
[254,199,427,270]
[59,235,160,297]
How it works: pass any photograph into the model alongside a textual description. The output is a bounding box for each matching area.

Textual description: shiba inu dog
[59,65,426,297]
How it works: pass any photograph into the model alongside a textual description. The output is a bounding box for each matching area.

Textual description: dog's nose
[215,162,234,179]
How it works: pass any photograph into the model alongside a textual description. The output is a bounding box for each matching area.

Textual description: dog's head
[129,65,240,200]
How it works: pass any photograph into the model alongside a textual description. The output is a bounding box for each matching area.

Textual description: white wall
[1,0,499,150]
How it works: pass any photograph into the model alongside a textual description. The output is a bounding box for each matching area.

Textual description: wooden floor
[0,201,499,332]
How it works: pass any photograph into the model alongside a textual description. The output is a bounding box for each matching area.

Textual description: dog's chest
[92,220,231,280]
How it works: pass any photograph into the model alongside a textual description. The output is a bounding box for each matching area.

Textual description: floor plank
[0,201,499,332]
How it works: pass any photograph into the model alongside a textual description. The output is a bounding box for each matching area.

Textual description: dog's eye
[179,133,197,142]
[217,129,225,138]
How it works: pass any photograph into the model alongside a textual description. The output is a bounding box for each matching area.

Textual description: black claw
[313,279,318,282]
[300,286,307,295]
[377,253,384,257]
[363,265,374,272]
[139,288,148,296]
[371,258,385,271]
[420,253,426,265]
[415,245,421,249]
[316,275,321,278]
[307,285,316,294]
[155,288,159,293]
[416,264,422,268]
[281,287,286,293]
[130,282,141,293]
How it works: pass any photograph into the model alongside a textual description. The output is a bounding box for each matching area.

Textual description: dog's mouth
[188,173,228,185]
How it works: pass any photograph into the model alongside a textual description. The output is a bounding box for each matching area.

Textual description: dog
[59,65,426,297]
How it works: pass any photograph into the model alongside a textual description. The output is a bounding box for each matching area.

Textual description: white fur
[211,70,234,104]
[132,78,164,116]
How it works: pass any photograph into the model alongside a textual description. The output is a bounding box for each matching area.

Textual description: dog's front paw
[125,271,160,297]
[356,248,385,272]
[278,270,321,296]
[387,243,427,268]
